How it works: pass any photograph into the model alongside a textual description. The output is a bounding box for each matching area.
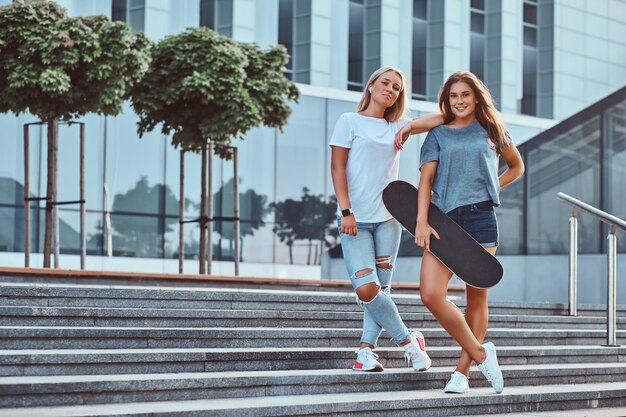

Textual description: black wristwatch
[341,207,354,217]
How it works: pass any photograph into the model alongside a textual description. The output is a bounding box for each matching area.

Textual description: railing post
[569,209,578,316]
[606,225,618,346]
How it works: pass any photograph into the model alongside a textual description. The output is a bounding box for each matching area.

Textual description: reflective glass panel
[526,116,601,254]
[275,96,327,265]
[105,103,165,215]
[109,213,160,257]
[605,100,626,253]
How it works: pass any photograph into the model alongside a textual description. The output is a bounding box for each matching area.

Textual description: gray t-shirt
[419,120,500,214]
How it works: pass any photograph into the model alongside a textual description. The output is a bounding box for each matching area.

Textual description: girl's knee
[356,282,380,302]
[420,289,445,309]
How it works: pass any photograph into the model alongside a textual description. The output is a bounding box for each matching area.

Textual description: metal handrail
[557,193,626,232]
[557,192,625,346]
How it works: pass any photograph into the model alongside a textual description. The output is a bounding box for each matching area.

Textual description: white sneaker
[403,331,431,371]
[444,371,469,394]
[478,342,504,393]
[352,347,384,372]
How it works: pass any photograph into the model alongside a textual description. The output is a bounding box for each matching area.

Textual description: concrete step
[456,408,626,417]
[2,363,626,408]
[3,345,624,377]
[0,381,624,416]
[1,282,608,317]
[0,326,623,349]
[0,306,620,330]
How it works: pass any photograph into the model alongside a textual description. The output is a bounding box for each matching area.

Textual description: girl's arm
[416,161,441,252]
[330,146,357,236]
[395,113,445,150]
[498,142,525,188]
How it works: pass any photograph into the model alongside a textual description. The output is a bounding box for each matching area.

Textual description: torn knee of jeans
[354,268,374,279]
[375,256,393,270]
[381,286,391,295]
[359,290,382,305]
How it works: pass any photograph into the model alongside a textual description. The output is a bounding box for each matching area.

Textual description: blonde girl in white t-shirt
[330,66,443,372]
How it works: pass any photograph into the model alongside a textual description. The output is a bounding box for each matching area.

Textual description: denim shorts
[337,217,402,291]
[445,200,499,247]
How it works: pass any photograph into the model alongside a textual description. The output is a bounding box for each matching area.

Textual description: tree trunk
[43,118,58,268]
[199,142,207,274]
[288,241,293,265]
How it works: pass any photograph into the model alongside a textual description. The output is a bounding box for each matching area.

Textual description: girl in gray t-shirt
[397,71,525,394]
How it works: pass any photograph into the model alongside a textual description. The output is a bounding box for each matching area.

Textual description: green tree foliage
[131,27,298,273]
[0,0,151,119]
[0,0,151,267]
[131,27,299,159]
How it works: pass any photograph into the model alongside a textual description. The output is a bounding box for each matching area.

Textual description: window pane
[110,214,161,257]
[295,15,311,43]
[112,0,126,22]
[105,103,165,215]
[524,26,537,47]
[57,117,104,212]
[278,0,294,70]
[605,100,626,253]
[522,46,537,115]
[471,0,485,10]
[524,3,537,25]
[412,18,427,97]
[275,96,326,265]
[59,210,105,256]
[199,0,216,29]
[348,2,364,87]
[0,206,22,252]
[413,0,427,19]
[128,8,144,31]
[497,160,524,254]
[0,116,33,206]
[471,12,484,34]
[470,32,485,80]
[527,117,602,254]
[216,0,233,24]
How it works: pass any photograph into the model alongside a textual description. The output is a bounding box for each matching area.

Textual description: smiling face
[448,81,478,121]
[369,70,402,108]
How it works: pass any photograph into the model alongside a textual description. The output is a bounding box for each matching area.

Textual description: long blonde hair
[439,71,511,153]
[356,66,408,123]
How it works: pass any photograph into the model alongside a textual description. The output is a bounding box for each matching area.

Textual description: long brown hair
[439,71,510,153]
[356,66,408,123]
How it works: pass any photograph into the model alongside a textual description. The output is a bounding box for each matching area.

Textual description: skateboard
[383,180,503,288]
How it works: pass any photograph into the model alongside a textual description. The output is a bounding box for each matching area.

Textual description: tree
[131,27,298,273]
[0,0,151,267]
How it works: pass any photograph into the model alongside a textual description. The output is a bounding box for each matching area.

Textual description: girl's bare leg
[420,251,486,365]
[455,246,496,376]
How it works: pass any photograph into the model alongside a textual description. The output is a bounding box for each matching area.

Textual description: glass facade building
[0,0,624,276]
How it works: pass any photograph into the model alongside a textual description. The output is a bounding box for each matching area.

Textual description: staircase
[0,277,625,416]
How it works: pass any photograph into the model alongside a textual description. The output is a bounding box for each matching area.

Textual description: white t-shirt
[330,112,410,223]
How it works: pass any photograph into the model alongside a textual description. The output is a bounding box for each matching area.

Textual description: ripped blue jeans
[338,217,411,346]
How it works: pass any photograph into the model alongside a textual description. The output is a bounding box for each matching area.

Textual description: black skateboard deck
[383,180,503,288]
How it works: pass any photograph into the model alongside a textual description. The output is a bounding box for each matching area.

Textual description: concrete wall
[552,0,626,119]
